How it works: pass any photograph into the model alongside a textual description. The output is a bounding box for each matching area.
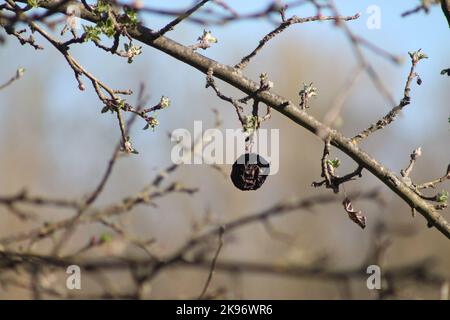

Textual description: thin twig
[235,13,360,70]
[198,226,224,299]
[153,0,211,38]
[352,50,425,143]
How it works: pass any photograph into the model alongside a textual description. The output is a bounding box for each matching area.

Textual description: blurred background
[0,0,449,299]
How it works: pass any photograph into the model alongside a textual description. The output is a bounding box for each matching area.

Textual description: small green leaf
[95,0,110,14]
[116,99,125,109]
[27,0,39,8]
[99,232,113,243]
[98,17,115,38]
[408,49,428,61]
[83,25,101,42]
[327,158,341,168]
[437,190,448,204]
[199,30,217,43]
[159,96,171,109]
[147,117,159,130]
[124,7,138,25]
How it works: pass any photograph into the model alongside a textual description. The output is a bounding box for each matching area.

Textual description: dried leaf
[230,153,270,191]
[342,197,366,229]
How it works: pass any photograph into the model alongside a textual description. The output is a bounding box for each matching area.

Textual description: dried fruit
[230,153,270,191]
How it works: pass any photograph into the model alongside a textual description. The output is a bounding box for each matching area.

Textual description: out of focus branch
[0,67,26,90]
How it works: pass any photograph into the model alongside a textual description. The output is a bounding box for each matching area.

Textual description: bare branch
[235,12,360,70]
[352,50,427,143]
[198,226,224,299]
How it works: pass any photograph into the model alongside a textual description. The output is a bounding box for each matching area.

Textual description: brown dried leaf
[342,197,366,229]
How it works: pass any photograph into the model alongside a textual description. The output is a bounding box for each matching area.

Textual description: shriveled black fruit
[230,153,270,191]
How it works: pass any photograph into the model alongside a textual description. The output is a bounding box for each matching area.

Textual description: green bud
[437,190,448,203]
[159,96,171,109]
[202,30,218,43]
[27,0,39,8]
[99,232,113,243]
[148,117,159,129]
[243,115,259,134]
[299,82,318,99]
[327,158,341,168]
[16,67,26,78]
[408,49,428,61]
